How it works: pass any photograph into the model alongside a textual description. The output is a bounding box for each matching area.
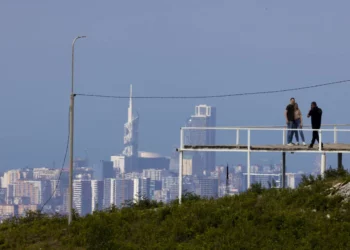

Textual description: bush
[324,166,349,179]
[1,175,350,249]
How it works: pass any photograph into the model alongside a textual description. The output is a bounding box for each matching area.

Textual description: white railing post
[179,128,184,204]
[178,151,183,204]
[180,128,184,149]
[321,152,326,177]
[319,129,322,151]
[236,129,240,145]
[282,128,286,145]
[334,126,337,144]
[247,129,251,189]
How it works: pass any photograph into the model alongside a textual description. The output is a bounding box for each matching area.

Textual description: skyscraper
[73,180,92,216]
[91,180,103,211]
[185,105,216,175]
[194,178,219,198]
[103,178,116,209]
[119,85,140,173]
[123,85,139,157]
[115,179,133,207]
[133,178,151,202]
[101,160,114,179]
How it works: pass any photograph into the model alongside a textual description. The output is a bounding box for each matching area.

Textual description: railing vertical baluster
[179,128,184,204]
[247,129,251,189]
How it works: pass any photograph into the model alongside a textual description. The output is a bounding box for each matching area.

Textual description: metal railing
[180,124,350,152]
[178,124,350,204]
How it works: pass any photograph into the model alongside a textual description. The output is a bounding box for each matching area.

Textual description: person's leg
[287,121,293,144]
[313,129,323,149]
[294,121,299,144]
[296,119,305,143]
[315,130,319,143]
[300,129,305,143]
[309,130,317,148]
[315,129,321,146]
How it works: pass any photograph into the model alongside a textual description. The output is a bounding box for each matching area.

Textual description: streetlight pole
[68,35,86,225]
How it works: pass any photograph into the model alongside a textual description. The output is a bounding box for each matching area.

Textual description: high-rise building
[19,168,33,180]
[73,158,88,169]
[33,168,60,180]
[101,160,115,179]
[169,150,179,174]
[162,176,179,202]
[12,180,51,205]
[242,173,281,190]
[286,173,302,189]
[138,152,170,172]
[115,179,134,207]
[73,180,92,216]
[91,180,104,211]
[185,105,216,175]
[74,167,94,180]
[183,155,193,176]
[194,178,219,198]
[1,170,21,189]
[142,169,168,181]
[123,85,139,158]
[0,188,7,204]
[110,155,126,174]
[149,180,162,200]
[103,178,116,209]
[133,178,151,202]
[18,205,39,216]
[50,179,61,198]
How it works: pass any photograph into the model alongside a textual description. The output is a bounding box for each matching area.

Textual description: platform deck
[182,143,350,152]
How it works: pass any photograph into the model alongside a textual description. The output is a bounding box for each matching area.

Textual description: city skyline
[1,1,350,173]
[0,96,319,220]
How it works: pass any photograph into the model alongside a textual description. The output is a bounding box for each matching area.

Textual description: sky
[0,1,349,173]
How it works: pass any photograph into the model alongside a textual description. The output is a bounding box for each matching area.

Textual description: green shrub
[0,174,350,249]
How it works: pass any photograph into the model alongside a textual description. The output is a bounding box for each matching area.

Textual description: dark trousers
[310,127,320,146]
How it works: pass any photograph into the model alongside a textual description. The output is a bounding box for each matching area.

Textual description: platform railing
[178,124,350,204]
[180,124,350,152]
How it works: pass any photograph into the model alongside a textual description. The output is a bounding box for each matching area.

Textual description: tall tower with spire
[123,85,139,157]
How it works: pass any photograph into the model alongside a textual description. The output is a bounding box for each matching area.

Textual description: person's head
[290,97,295,105]
[295,103,299,110]
[311,101,317,109]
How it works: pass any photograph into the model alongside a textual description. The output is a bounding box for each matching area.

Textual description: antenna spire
[128,84,133,122]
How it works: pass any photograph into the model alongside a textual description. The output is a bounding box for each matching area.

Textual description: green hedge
[1,168,350,249]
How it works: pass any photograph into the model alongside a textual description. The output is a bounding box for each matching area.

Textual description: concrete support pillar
[282,152,286,188]
[178,151,183,204]
[247,130,251,189]
[338,153,343,170]
[321,153,326,177]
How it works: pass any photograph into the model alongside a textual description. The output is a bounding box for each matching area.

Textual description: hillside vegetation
[1,168,350,249]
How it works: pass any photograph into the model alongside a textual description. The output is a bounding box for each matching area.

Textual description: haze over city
[2,2,350,248]
[1,1,350,173]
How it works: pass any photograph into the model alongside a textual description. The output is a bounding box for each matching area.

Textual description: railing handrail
[182,126,350,132]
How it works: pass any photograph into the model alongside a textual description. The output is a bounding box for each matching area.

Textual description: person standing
[307,101,323,149]
[294,103,306,145]
[285,97,297,146]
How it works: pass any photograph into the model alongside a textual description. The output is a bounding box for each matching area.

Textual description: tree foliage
[1,170,350,249]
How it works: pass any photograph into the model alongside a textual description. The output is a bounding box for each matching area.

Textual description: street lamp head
[79,36,87,39]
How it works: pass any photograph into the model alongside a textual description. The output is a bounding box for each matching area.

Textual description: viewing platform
[176,124,350,204]
[183,143,350,153]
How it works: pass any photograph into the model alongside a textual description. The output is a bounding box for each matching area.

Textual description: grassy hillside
[1,168,350,249]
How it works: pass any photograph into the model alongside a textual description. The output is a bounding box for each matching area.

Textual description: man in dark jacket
[285,97,296,145]
[307,101,323,149]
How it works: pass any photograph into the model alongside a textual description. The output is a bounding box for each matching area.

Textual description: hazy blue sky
[0,1,349,172]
